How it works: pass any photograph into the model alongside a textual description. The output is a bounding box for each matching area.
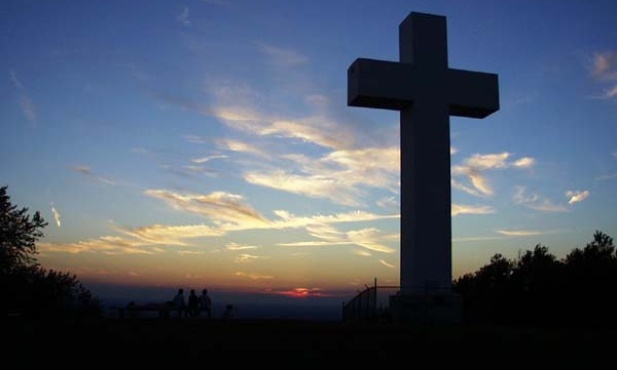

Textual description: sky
[2,0,616,308]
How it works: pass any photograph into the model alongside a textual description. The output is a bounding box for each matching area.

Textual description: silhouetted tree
[563,230,617,327]
[0,185,47,274]
[453,231,617,328]
[0,185,102,319]
[510,244,564,326]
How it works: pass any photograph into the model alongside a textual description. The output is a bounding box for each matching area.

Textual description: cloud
[513,186,568,212]
[215,138,267,157]
[591,52,617,81]
[279,223,395,254]
[9,70,37,126]
[245,147,399,207]
[191,155,228,164]
[51,204,61,227]
[262,119,353,149]
[69,165,116,185]
[379,260,396,268]
[376,196,398,210]
[245,170,364,207]
[204,81,357,151]
[565,190,590,204]
[256,43,309,67]
[234,271,274,280]
[595,173,617,181]
[234,254,260,264]
[451,204,495,216]
[496,229,542,237]
[602,85,617,99]
[144,189,269,226]
[116,223,224,246]
[452,152,534,197]
[40,187,398,256]
[38,236,154,255]
[589,51,617,101]
[225,243,258,251]
[513,157,535,168]
[177,6,191,25]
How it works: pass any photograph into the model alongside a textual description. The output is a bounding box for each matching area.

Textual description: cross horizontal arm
[348,58,416,110]
[447,69,499,118]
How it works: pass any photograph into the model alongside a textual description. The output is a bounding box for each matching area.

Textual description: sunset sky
[2,0,616,307]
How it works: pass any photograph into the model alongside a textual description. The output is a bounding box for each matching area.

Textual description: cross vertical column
[400,101,452,294]
[399,12,451,294]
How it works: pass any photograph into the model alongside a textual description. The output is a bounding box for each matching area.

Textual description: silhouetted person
[199,288,212,318]
[187,289,199,317]
[173,288,186,318]
[222,304,234,320]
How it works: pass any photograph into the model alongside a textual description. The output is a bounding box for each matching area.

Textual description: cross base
[389,292,463,324]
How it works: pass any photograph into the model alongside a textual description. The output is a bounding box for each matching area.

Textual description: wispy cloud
[376,196,398,210]
[9,70,37,126]
[51,204,61,227]
[40,188,398,256]
[191,154,228,164]
[496,229,542,237]
[256,43,309,67]
[595,173,617,181]
[513,186,568,212]
[234,254,260,264]
[591,52,617,80]
[565,190,590,204]
[379,259,396,268]
[589,51,617,101]
[69,165,116,185]
[234,271,274,280]
[215,138,267,157]
[226,242,258,251]
[39,236,155,255]
[177,6,191,26]
[452,152,534,197]
[245,146,399,207]
[279,224,395,254]
[116,223,224,246]
[144,189,269,226]
[452,204,495,216]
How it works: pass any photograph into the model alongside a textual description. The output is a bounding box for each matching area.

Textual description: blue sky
[2,0,616,306]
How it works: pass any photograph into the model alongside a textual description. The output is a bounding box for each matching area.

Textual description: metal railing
[342,279,456,322]
[341,278,400,322]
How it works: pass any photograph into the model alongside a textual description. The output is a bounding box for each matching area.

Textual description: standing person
[199,288,212,319]
[222,304,234,320]
[173,288,186,318]
[187,289,199,317]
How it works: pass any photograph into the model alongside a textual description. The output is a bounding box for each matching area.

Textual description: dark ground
[4,316,615,365]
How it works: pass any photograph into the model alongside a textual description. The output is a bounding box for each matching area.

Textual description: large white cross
[348,12,499,295]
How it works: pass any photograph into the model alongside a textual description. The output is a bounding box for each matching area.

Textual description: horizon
[2,1,616,309]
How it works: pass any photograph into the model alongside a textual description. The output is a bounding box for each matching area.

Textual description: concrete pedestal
[389,293,463,324]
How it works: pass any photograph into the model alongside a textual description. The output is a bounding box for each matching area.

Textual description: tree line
[0,185,102,319]
[453,230,617,328]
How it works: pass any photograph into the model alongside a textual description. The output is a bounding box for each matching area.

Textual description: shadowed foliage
[0,185,102,319]
[453,230,617,328]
